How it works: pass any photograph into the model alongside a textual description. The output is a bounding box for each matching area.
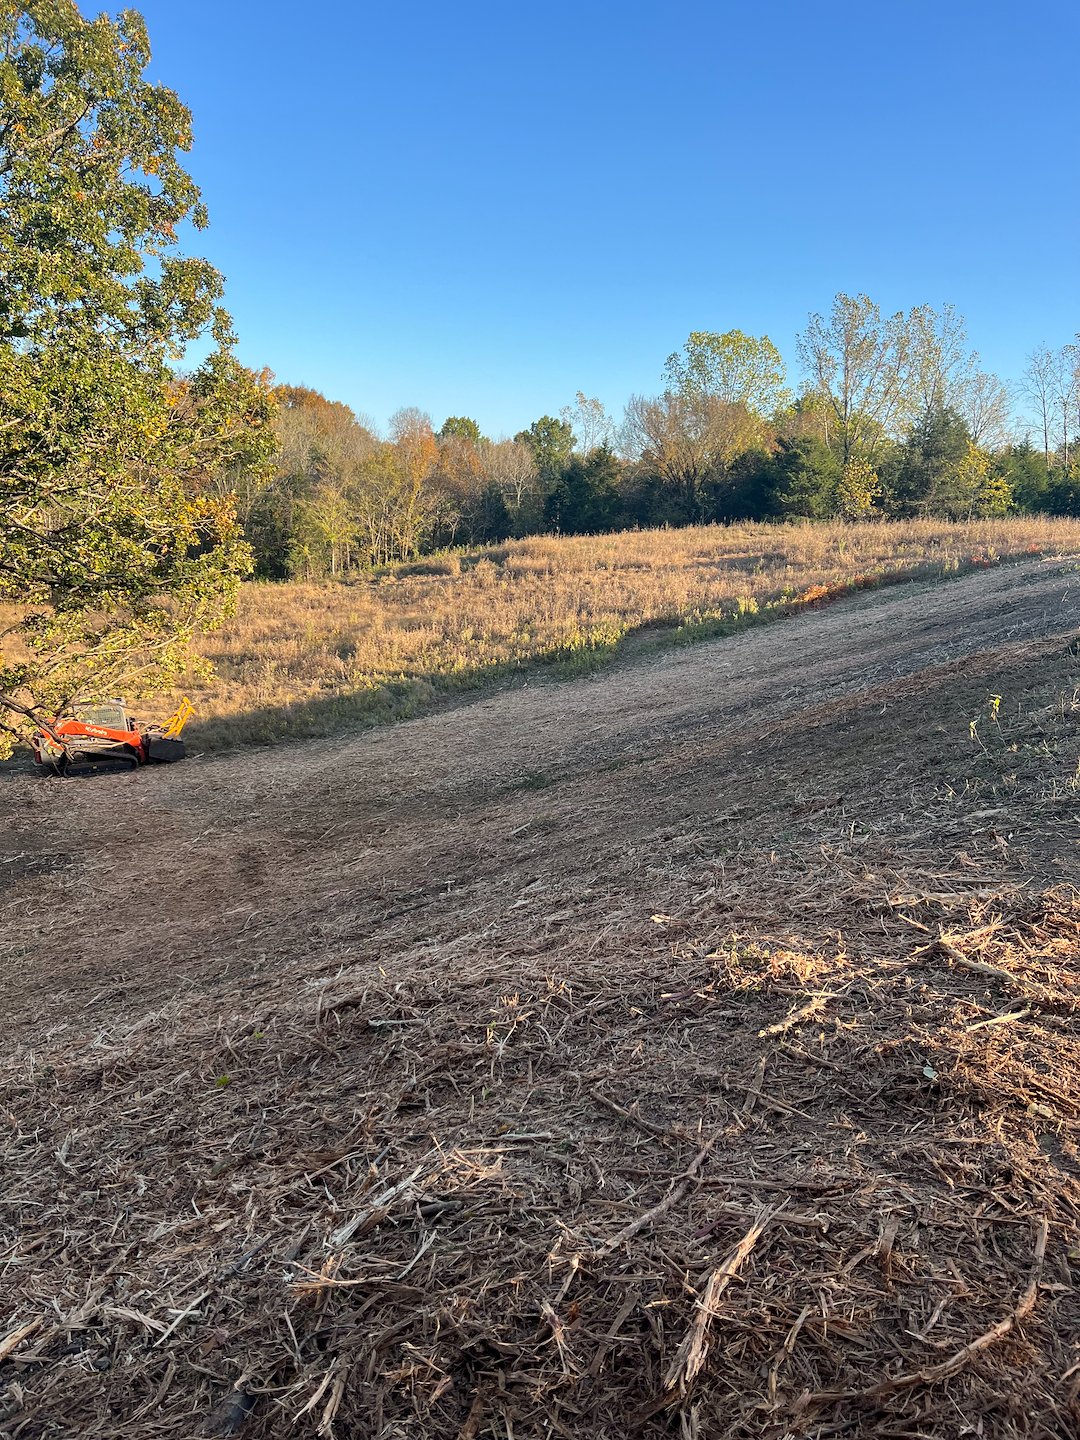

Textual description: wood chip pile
[3,868,1078,1438]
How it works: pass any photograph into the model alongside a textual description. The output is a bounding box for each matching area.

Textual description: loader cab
[72,701,135,731]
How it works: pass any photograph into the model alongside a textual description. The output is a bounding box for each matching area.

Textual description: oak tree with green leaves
[438,415,485,444]
[664,330,788,416]
[514,415,575,481]
[0,1,276,755]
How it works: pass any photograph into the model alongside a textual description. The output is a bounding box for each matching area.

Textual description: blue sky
[132,0,1080,439]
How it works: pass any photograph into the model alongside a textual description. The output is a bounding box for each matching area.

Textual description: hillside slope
[1,557,1078,1439]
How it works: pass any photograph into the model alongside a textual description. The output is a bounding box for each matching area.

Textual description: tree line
[250,305,1080,578]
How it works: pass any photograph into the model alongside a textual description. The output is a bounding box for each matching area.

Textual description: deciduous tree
[514,415,575,481]
[1052,342,1079,472]
[1024,346,1057,470]
[478,440,539,531]
[837,457,880,518]
[623,391,762,521]
[664,330,788,415]
[0,1,275,752]
[559,392,614,457]
[907,303,973,414]
[389,407,438,558]
[797,293,915,465]
[957,369,1012,451]
[956,441,1010,516]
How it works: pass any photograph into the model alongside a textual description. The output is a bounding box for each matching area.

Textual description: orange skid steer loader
[31,698,194,776]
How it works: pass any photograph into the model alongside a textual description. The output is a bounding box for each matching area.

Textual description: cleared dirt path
[2,556,1078,1044]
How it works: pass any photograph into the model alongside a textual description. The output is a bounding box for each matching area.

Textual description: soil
[1,557,1078,1439]
[3,557,1077,1045]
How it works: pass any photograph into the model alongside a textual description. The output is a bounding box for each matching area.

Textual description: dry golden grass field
[175,516,1080,747]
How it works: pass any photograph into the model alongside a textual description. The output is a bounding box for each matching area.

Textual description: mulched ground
[2,618,1078,1439]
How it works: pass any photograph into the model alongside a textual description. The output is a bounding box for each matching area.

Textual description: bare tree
[956,370,1013,450]
[1052,342,1080,471]
[796,293,914,464]
[480,440,539,522]
[623,394,706,517]
[1024,346,1057,469]
[559,392,614,457]
[623,391,762,519]
[908,302,973,413]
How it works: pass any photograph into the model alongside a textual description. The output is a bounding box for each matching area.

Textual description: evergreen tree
[991,443,1050,513]
[464,482,514,543]
[759,437,842,518]
[544,446,623,534]
[888,407,972,516]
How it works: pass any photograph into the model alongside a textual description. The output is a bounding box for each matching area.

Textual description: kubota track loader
[31,698,194,776]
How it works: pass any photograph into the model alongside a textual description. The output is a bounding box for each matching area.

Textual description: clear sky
[131,0,1079,439]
